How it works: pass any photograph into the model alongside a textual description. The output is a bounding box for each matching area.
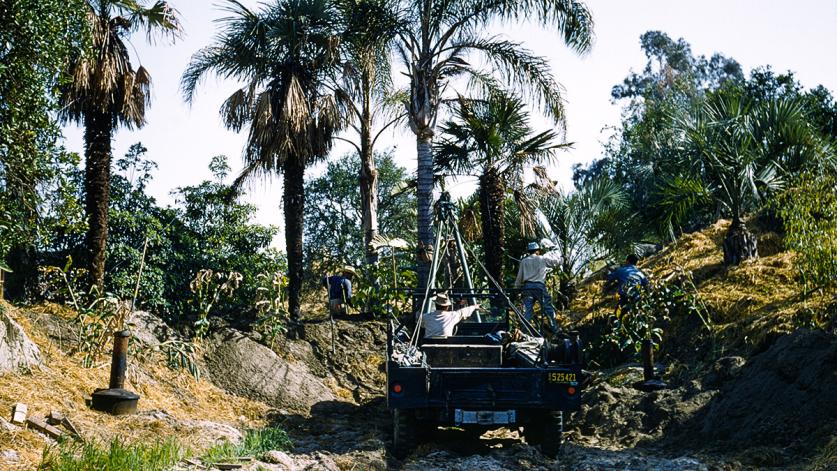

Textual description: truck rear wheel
[392,409,417,459]
[540,411,564,457]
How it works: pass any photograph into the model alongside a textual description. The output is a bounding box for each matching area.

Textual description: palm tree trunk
[83,110,113,291]
[359,75,379,265]
[284,157,306,327]
[416,134,435,293]
[723,218,758,266]
[479,168,506,286]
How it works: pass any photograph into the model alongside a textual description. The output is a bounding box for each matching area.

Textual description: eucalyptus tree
[675,89,824,265]
[334,0,403,263]
[181,0,345,325]
[396,0,594,289]
[435,93,564,284]
[58,0,181,289]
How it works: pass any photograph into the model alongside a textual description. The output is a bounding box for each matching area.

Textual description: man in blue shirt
[323,266,356,315]
[606,254,649,308]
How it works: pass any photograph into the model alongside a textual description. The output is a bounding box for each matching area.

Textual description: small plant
[351,263,414,319]
[40,437,185,471]
[189,269,242,339]
[253,271,290,347]
[601,267,710,359]
[159,339,201,380]
[202,426,292,465]
[40,259,128,367]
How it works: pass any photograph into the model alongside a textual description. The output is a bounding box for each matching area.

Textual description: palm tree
[675,89,824,265]
[537,178,628,304]
[435,93,565,285]
[333,0,403,264]
[181,0,344,326]
[59,0,181,289]
[396,0,594,290]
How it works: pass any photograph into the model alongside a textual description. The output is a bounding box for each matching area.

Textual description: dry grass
[569,219,834,351]
[0,302,269,470]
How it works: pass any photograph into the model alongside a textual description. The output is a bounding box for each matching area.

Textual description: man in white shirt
[422,293,483,338]
[514,242,561,333]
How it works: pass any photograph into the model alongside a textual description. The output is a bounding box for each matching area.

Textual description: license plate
[454,409,516,425]
[547,372,578,384]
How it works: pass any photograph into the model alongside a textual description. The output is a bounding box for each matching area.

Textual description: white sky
[61,0,837,243]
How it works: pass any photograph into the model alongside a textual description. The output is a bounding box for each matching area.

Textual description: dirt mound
[694,329,837,457]
[572,330,836,467]
[570,368,717,448]
[0,304,41,373]
[203,328,335,413]
[300,319,388,403]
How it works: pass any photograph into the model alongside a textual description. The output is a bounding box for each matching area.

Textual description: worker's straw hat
[434,293,452,307]
[527,241,540,252]
[342,265,357,276]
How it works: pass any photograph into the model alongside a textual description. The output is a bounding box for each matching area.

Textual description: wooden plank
[11,403,27,424]
[61,417,82,439]
[215,463,243,470]
[26,416,64,439]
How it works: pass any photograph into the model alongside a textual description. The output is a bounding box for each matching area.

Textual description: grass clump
[202,426,292,465]
[39,437,184,471]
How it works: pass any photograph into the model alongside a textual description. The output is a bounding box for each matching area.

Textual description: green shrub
[40,438,184,471]
[775,172,837,292]
[202,426,292,465]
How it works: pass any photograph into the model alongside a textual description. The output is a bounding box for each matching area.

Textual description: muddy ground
[235,319,835,471]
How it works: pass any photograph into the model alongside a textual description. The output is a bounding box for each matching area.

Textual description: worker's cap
[342,265,357,276]
[527,242,540,252]
[433,293,452,307]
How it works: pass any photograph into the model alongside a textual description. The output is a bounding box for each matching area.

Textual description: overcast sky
[61,0,837,240]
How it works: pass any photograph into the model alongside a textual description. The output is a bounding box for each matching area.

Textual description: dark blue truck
[386,292,584,458]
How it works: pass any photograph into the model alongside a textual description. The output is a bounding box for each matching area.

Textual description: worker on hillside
[606,254,649,309]
[515,241,561,333]
[422,293,484,338]
[323,266,357,316]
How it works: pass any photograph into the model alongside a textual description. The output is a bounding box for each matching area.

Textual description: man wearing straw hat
[323,266,357,316]
[422,293,484,338]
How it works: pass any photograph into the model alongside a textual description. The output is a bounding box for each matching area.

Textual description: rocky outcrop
[0,306,41,373]
[203,329,334,413]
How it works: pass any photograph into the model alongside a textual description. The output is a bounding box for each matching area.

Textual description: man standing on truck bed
[323,266,357,316]
[515,241,561,333]
[422,293,483,337]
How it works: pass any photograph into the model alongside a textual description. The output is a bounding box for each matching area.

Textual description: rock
[203,329,334,413]
[0,307,41,373]
[126,310,173,348]
[0,449,19,463]
[713,356,746,380]
[0,417,20,432]
[263,450,295,469]
[19,309,77,351]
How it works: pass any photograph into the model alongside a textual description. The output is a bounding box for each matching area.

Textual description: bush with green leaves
[189,269,243,339]
[253,271,290,347]
[599,268,709,364]
[774,171,837,292]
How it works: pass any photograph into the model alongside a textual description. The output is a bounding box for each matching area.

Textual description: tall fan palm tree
[333,0,403,264]
[181,0,345,326]
[397,0,594,290]
[435,93,565,284]
[59,0,181,289]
